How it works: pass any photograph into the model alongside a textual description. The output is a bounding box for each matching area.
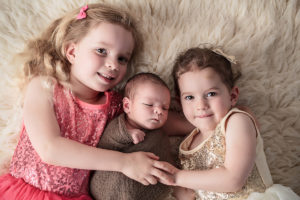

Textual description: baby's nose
[154,107,162,115]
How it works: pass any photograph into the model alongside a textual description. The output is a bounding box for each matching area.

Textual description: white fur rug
[0,0,299,195]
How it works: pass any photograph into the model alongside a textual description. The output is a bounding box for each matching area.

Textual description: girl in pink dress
[0,3,176,200]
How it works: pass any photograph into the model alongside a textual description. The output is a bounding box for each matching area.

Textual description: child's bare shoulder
[226,112,256,137]
[228,112,253,123]
[26,76,56,90]
[27,76,55,88]
[25,76,56,102]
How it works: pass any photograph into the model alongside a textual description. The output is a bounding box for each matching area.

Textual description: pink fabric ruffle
[0,174,92,200]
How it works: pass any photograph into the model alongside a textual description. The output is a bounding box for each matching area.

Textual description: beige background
[0,0,299,195]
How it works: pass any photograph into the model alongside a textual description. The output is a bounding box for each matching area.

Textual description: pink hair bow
[77,5,88,20]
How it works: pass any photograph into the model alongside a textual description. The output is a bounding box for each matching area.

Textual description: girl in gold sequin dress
[168,47,300,200]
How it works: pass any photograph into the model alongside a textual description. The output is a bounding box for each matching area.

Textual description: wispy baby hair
[172,47,241,96]
[18,3,142,87]
[124,72,170,99]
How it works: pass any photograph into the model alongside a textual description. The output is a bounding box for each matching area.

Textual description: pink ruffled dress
[0,83,123,200]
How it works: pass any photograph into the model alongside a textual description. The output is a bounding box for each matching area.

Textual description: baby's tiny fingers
[132,134,141,144]
[139,135,145,142]
[132,137,138,144]
[140,179,150,186]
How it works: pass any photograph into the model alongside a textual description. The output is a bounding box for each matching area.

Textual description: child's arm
[162,110,195,136]
[23,77,175,185]
[172,113,257,192]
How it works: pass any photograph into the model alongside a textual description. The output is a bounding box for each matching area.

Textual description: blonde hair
[17,3,142,88]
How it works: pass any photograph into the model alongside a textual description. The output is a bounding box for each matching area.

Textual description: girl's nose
[106,58,118,71]
[196,98,208,110]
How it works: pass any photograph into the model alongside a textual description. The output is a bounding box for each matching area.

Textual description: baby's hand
[128,128,145,144]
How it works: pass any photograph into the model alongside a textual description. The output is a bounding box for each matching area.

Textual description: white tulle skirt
[246,184,300,200]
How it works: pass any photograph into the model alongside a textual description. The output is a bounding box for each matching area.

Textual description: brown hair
[18,3,142,87]
[124,72,170,99]
[172,47,240,96]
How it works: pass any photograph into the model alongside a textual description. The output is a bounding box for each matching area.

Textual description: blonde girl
[0,4,175,200]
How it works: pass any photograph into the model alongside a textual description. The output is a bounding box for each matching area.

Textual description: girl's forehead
[178,68,224,90]
[81,22,134,48]
[180,67,220,81]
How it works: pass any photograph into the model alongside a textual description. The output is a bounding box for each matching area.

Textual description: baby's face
[125,82,170,130]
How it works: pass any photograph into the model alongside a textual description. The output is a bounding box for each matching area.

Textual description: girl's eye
[143,103,153,107]
[118,56,129,65]
[184,96,194,101]
[207,92,217,97]
[96,48,107,55]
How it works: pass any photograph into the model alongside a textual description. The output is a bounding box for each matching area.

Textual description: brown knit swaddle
[90,114,174,200]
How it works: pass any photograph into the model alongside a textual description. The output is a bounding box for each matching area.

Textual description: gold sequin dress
[179,108,299,200]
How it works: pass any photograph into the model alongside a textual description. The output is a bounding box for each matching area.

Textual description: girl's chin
[194,123,217,132]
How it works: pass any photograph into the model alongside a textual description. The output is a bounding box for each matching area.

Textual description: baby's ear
[122,97,131,114]
[65,43,76,64]
[230,86,239,106]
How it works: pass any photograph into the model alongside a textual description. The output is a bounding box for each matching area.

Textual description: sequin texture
[9,84,123,197]
[179,109,266,200]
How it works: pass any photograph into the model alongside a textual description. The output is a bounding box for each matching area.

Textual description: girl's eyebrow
[180,92,191,97]
[95,41,111,46]
[206,87,220,91]
[180,87,220,97]
[95,41,132,57]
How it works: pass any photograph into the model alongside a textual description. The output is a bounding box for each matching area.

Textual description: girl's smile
[66,22,134,103]
[194,113,213,118]
[178,66,238,133]
[96,72,116,82]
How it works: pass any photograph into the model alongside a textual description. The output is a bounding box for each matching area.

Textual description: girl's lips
[97,72,115,82]
[149,118,160,123]
[195,114,213,118]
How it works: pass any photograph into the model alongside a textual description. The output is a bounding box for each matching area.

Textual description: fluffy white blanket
[0,0,299,194]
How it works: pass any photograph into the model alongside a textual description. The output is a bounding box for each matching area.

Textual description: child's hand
[128,128,145,144]
[121,152,176,185]
[156,162,180,186]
